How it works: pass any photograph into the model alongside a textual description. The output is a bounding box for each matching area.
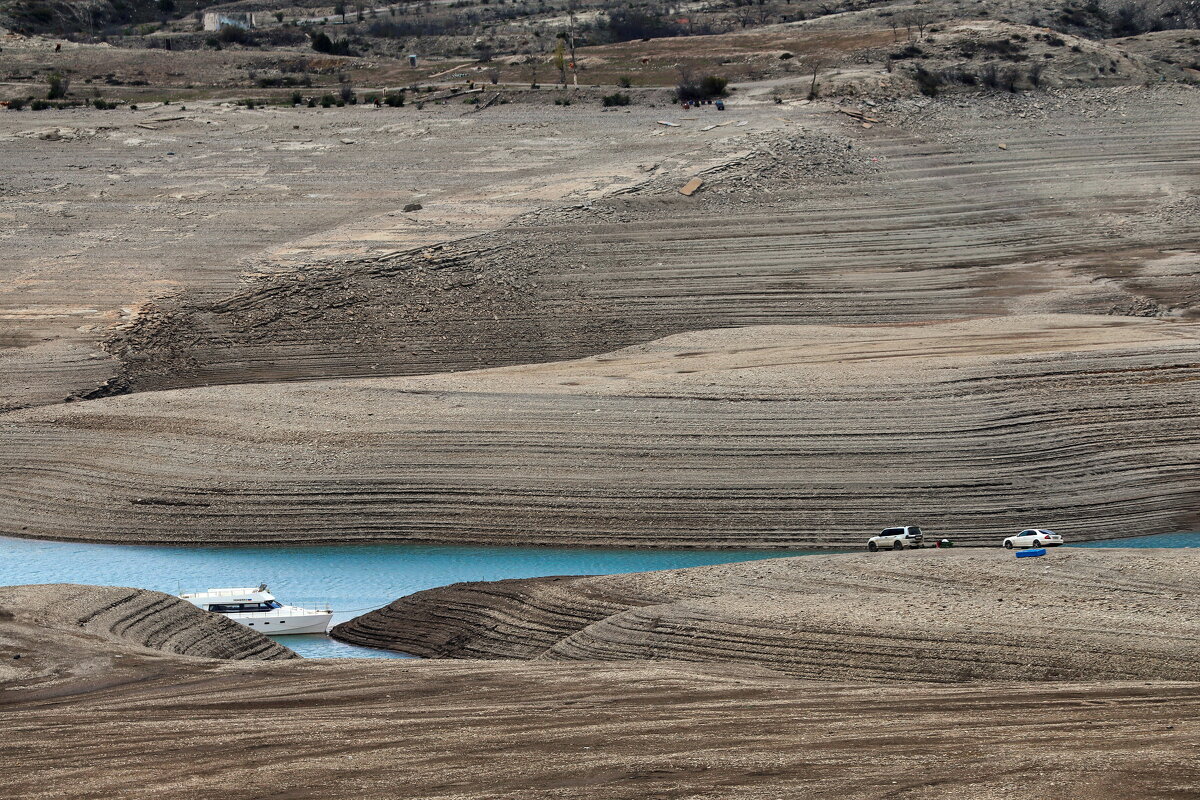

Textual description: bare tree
[901,10,932,40]
[566,4,579,87]
[806,56,824,99]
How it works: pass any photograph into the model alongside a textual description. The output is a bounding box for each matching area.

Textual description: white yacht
[180,585,333,635]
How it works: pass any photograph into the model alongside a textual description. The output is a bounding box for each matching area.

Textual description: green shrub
[47,73,68,100]
[675,75,727,102]
[601,91,631,106]
[617,75,632,88]
[913,67,943,97]
[320,93,335,107]
[383,91,405,107]
[311,31,354,55]
[8,97,27,111]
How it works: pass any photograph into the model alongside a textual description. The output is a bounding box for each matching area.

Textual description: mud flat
[2,315,1196,547]
[333,548,1200,681]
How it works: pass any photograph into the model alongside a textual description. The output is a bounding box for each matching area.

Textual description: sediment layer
[333,548,1200,682]
[2,315,1196,546]
[102,88,1200,394]
[0,583,295,697]
[4,656,1198,800]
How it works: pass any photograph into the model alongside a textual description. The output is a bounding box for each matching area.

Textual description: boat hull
[226,611,333,635]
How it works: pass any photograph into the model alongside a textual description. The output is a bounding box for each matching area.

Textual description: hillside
[333,548,1200,681]
[3,315,1196,547]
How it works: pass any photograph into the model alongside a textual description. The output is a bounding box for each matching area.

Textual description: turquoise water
[5,532,1192,658]
[0,537,809,658]
[1069,532,1200,549]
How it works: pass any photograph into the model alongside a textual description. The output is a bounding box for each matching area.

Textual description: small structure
[202,11,258,31]
[408,54,418,67]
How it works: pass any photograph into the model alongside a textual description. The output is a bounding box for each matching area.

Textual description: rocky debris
[334,548,1200,683]
[696,127,883,195]
[880,21,1191,95]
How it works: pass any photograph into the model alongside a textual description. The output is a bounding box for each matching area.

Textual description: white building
[202,11,259,31]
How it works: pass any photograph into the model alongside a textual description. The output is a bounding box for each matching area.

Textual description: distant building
[202,12,259,31]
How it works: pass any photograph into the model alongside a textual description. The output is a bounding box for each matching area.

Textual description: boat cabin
[180,586,282,614]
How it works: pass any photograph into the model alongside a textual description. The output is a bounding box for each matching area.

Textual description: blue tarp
[1015,548,1047,558]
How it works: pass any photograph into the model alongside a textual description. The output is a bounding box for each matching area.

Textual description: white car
[867,526,924,552]
[1003,529,1063,549]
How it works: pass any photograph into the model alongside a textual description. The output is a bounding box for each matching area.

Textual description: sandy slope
[0,583,295,700]
[2,314,1196,547]
[0,573,1197,799]
[332,548,1200,681]
[97,87,1200,394]
[2,652,1199,799]
[0,99,775,410]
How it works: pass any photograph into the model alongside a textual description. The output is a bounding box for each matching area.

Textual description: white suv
[867,526,924,552]
[1003,529,1063,549]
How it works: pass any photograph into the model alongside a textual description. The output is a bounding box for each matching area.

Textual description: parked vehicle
[867,526,924,552]
[1003,529,1063,549]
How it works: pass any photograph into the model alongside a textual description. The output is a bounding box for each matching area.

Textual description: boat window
[269,601,282,609]
[207,602,275,613]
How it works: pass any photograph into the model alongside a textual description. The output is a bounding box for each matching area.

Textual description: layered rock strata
[0,583,296,697]
[333,548,1200,682]
[1,315,1196,546]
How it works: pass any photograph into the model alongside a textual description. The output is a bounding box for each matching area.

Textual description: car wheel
[868,541,878,552]
[1004,541,1013,549]
[892,541,904,551]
